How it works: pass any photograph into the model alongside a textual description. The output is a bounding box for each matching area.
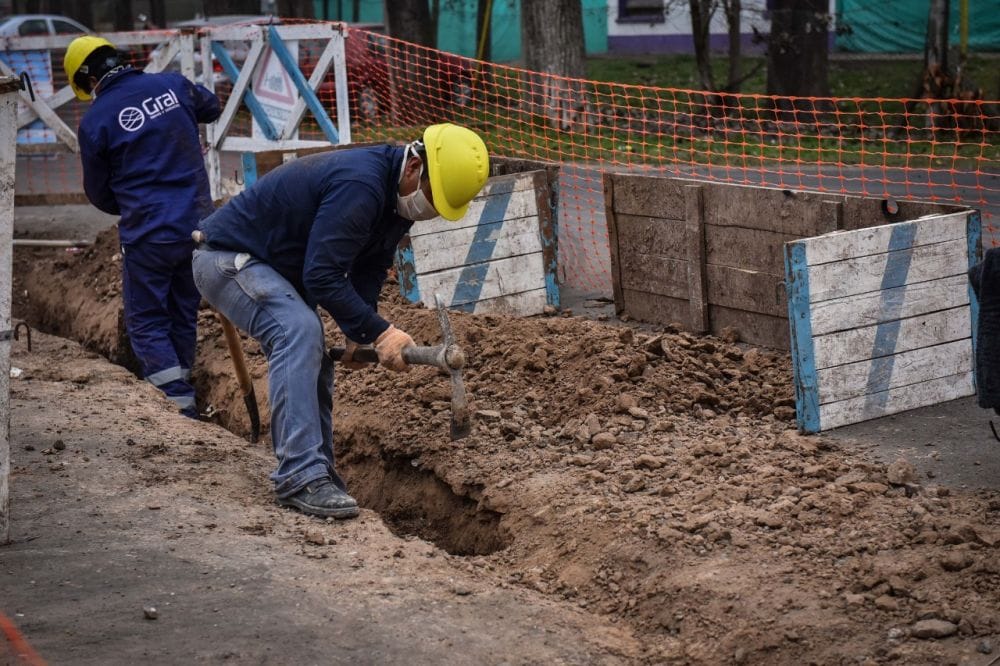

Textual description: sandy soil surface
[5,226,1000,665]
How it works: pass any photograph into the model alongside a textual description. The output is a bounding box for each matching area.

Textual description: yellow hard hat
[423,123,489,221]
[64,35,115,100]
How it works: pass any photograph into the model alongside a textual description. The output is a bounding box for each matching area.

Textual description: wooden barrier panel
[604,173,967,350]
[784,211,981,433]
[397,169,558,316]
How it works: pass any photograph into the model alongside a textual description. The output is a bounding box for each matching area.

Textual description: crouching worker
[191,124,489,518]
[65,36,222,418]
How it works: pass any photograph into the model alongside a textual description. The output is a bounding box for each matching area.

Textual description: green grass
[585,53,1000,100]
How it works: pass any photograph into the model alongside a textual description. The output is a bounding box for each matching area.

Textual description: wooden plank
[14,143,73,155]
[614,214,686,260]
[840,197,966,232]
[686,185,708,333]
[409,189,537,238]
[802,212,968,266]
[822,200,844,234]
[616,220,801,274]
[706,225,798,275]
[705,265,785,318]
[417,253,546,307]
[701,181,834,236]
[813,307,971,370]
[619,253,689,300]
[620,289,690,327]
[16,86,74,128]
[817,338,971,404]
[532,170,560,308]
[784,240,820,432]
[410,216,542,274]
[447,288,549,316]
[212,37,267,149]
[15,193,88,206]
[0,91,14,544]
[819,371,974,430]
[968,211,982,362]
[218,137,331,153]
[808,238,968,303]
[810,274,969,336]
[282,35,337,140]
[0,58,78,152]
[607,173,686,217]
[604,173,625,315]
[709,305,791,350]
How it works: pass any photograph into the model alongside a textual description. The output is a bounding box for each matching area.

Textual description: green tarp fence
[313,0,608,63]
[836,0,1000,52]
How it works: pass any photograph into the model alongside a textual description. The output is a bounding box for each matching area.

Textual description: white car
[0,14,90,37]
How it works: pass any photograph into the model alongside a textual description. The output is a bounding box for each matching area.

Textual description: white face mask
[396,145,439,221]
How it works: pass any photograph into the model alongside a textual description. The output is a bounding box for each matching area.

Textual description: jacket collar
[95,67,140,97]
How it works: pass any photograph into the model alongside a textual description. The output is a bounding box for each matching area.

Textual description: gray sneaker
[278,479,360,519]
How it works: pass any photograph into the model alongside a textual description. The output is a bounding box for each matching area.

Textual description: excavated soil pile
[15,226,1000,665]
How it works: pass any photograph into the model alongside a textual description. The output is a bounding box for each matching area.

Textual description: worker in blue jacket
[191,123,489,519]
[64,36,221,418]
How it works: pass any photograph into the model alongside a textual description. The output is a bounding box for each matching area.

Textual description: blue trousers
[121,240,200,416]
[191,248,344,498]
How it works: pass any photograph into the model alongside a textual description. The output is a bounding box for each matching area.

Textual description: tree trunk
[113,0,133,31]
[65,0,94,30]
[724,0,741,91]
[765,0,829,123]
[765,0,829,98]
[277,0,315,18]
[521,0,587,130]
[203,0,259,17]
[384,0,435,47]
[920,0,951,98]
[149,0,166,30]
[688,0,716,91]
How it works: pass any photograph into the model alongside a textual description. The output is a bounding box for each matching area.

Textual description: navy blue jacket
[199,146,412,344]
[78,69,221,245]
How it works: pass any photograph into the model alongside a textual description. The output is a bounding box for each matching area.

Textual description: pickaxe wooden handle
[216,312,261,444]
[327,295,471,440]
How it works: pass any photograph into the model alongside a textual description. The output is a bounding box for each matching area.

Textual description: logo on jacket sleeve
[117,90,180,132]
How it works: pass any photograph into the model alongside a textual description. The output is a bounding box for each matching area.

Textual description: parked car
[0,14,90,37]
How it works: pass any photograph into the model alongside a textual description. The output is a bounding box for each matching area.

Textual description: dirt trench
[13,227,1000,665]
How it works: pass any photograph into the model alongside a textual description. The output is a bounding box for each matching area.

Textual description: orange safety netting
[13,21,999,298]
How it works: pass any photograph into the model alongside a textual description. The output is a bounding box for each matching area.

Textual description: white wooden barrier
[0,77,18,543]
[396,170,560,315]
[1,22,351,200]
[785,210,981,433]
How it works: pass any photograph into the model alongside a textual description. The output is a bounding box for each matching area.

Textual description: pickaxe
[327,294,471,440]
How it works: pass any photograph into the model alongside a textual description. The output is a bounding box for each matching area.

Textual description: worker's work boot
[278,479,360,519]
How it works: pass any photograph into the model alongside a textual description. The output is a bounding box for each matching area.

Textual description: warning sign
[252,42,299,140]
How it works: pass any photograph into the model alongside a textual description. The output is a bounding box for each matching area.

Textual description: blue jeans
[122,240,200,417]
[191,248,344,498]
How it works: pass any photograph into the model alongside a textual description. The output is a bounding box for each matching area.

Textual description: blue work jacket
[77,68,221,245]
[199,146,413,344]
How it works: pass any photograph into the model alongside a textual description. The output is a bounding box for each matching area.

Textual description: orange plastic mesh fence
[14,22,999,298]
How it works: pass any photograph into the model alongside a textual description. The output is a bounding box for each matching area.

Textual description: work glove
[375,325,414,372]
[341,339,367,371]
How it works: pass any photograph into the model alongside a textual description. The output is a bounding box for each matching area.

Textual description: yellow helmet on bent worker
[422,123,489,221]
[64,35,116,101]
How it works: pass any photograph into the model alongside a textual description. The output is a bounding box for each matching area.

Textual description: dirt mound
[14,226,1000,665]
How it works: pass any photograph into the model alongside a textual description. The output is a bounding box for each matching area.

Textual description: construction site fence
[7,19,999,297]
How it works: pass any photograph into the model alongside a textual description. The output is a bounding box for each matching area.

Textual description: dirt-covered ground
[5,225,1000,665]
